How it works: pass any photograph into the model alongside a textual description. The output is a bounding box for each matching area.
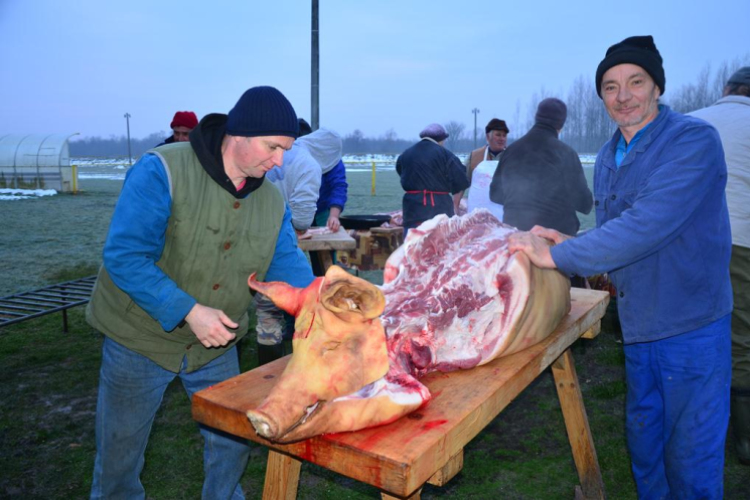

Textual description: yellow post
[371,161,376,196]
[72,165,78,194]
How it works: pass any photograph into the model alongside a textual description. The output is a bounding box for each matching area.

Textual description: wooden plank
[580,322,601,339]
[370,226,404,235]
[193,288,609,497]
[382,488,421,500]
[426,449,463,486]
[297,228,356,252]
[263,450,301,500]
[552,349,605,500]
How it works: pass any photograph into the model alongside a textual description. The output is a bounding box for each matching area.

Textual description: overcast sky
[1,0,748,142]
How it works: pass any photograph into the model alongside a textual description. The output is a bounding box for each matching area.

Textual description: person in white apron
[467,147,504,221]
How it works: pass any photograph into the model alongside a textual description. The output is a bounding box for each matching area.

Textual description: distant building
[0,133,80,192]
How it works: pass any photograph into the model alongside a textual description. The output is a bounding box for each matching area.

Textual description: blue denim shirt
[552,106,732,343]
[103,154,314,331]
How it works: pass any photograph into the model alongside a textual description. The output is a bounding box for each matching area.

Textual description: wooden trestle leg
[552,348,606,499]
[263,450,302,500]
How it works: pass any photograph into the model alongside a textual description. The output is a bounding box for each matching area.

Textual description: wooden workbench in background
[297,228,356,275]
[193,288,610,499]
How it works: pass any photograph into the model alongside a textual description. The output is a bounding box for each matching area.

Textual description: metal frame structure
[0,132,79,191]
[0,276,97,333]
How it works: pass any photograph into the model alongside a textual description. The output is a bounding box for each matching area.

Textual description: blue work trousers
[90,337,250,500]
[624,315,731,500]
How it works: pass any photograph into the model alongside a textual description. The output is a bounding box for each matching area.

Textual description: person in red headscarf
[157,111,199,146]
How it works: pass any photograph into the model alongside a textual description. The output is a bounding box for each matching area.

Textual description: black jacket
[396,139,469,228]
[490,123,592,235]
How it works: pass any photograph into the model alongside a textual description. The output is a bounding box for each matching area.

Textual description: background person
[466,118,509,221]
[86,86,314,499]
[157,110,198,146]
[690,65,750,466]
[295,124,346,276]
[465,118,509,181]
[397,123,469,235]
[489,98,592,235]
[256,128,328,362]
[296,124,346,232]
[508,36,732,499]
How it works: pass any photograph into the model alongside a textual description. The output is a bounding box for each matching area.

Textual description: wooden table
[193,288,610,499]
[297,228,356,275]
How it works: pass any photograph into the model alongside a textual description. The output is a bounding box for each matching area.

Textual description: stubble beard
[609,93,659,130]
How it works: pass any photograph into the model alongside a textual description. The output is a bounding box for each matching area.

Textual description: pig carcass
[247,209,571,442]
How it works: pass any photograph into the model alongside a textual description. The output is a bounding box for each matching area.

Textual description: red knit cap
[170,111,198,129]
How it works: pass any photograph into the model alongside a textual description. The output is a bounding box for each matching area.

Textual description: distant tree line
[69,132,168,158]
[70,54,748,158]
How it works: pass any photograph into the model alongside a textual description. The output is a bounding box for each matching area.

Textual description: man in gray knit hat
[86,86,314,499]
[691,66,750,466]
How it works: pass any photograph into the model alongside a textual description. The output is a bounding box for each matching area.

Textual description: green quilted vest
[86,142,284,372]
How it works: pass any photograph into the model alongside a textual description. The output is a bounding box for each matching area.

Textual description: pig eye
[322,340,341,352]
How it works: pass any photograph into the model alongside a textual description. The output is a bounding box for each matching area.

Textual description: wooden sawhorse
[193,288,610,499]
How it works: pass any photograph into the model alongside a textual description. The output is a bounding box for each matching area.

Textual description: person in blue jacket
[86,86,314,499]
[509,36,732,499]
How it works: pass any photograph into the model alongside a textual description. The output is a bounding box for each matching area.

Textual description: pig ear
[320,266,385,320]
[248,272,303,316]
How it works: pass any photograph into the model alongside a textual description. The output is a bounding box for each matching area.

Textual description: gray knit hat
[727,67,750,86]
[226,86,299,138]
[535,98,567,130]
[419,123,449,142]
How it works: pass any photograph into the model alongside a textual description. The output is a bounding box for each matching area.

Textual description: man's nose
[616,86,632,102]
[272,149,285,167]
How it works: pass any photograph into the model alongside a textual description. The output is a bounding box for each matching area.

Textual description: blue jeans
[90,337,250,500]
[624,315,731,500]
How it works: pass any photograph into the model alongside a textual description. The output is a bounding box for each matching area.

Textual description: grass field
[0,170,746,499]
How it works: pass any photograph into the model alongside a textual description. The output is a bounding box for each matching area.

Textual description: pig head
[246,266,394,442]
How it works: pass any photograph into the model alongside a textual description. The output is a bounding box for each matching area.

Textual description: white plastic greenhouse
[0,133,80,192]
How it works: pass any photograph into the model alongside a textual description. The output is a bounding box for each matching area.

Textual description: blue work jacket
[552,106,732,343]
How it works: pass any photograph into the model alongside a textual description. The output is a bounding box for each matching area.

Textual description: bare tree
[668,54,750,113]
[510,99,522,141]
[713,54,750,97]
[443,121,466,152]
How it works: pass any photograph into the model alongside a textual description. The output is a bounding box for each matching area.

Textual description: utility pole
[471,108,480,149]
[311,0,320,131]
[123,113,133,166]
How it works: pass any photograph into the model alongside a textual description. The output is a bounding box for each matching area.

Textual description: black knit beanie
[226,86,299,138]
[595,35,665,98]
[535,98,567,130]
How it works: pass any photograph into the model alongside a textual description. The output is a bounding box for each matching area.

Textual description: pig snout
[246,409,279,440]
[247,398,322,442]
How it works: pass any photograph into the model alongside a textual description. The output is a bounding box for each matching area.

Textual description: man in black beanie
[509,36,732,499]
[86,86,314,499]
[489,97,592,235]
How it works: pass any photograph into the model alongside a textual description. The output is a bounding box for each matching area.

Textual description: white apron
[467,148,504,222]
